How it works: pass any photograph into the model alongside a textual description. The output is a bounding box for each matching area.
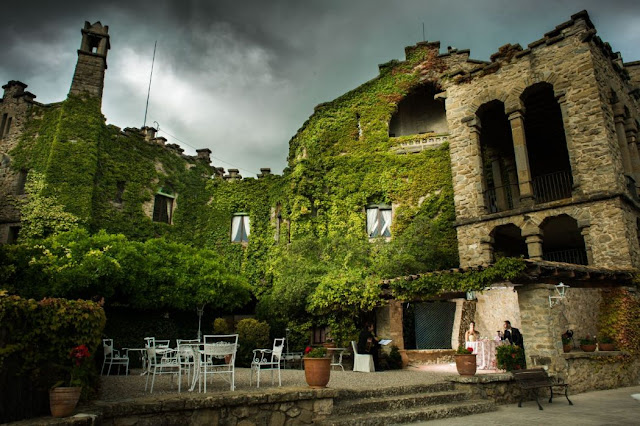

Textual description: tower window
[152,189,175,224]
[231,214,250,243]
[366,205,392,238]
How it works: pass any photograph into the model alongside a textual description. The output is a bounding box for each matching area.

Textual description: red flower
[511,353,516,358]
[304,346,312,354]
[70,344,91,366]
[467,347,474,353]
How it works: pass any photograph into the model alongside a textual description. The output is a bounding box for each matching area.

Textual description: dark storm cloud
[1,1,639,175]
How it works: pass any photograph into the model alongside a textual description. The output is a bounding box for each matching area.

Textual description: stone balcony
[391,133,449,154]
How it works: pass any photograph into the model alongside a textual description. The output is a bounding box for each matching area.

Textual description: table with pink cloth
[465,339,505,370]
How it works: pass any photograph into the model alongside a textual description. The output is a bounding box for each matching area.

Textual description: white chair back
[351,340,359,355]
[272,338,285,362]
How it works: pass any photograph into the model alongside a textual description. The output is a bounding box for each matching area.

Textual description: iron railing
[532,171,573,204]
[484,183,519,213]
[543,249,588,265]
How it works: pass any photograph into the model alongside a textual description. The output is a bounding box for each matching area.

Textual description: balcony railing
[532,171,573,204]
[484,183,519,214]
[543,249,588,265]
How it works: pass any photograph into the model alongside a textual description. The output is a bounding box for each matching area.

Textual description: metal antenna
[422,22,425,42]
[143,40,157,128]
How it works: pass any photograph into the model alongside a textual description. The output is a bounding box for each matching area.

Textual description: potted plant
[303,346,331,388]
[561,330,573,353]
[579,335,597,352]
[598,335,616,351]
[50,344,91,418]
[454,345,477,376]
[496,344,525,371]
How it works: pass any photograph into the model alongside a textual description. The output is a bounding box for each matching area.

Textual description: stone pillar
[517,284,566,375]
[491,157,508,211]
[467,119,488,216]
[196,148,212,163]
[556,92,580,193]
[480,236,494,265]
[507,109,534,204]
[624,117,640,186]
[375,301,404,352]
[505,161,520,208]
[578,221,593,265]
[612,103,633,175]
[522,228,544,261]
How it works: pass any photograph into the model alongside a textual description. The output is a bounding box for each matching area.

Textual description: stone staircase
[317,382,496,425]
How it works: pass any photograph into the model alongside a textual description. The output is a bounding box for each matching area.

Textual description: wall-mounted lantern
[549,282,569,308]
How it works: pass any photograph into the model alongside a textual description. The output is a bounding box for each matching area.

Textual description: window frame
[366,204,392,238]
[231,213,250,243]
[152,189,175,224]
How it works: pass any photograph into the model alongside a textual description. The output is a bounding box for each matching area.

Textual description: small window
[16,169,27,195]
[231,214,250,243]
[115,181,125,203]
[0,113,7,140]
[366,205,392,238]
[152,193,174,224]
[7,226,20,244]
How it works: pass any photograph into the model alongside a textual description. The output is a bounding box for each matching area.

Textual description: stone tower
[69,21,110,102]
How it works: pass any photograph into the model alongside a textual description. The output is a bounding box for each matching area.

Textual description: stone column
[517,284,567,375]
[556,92,580,193]
[507,109,534,205]
[491,157,508,211]
[522,228,544,261]
[578,221,593,265]
[467,119,488,216]
[612,102,633,175]
[480,236,494,266]
[624,117,640,185]
[375,301,404,352]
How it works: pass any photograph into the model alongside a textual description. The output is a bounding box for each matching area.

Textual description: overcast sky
[1,1,639,176]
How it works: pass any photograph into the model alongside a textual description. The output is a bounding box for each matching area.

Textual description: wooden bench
[512,368,573,410]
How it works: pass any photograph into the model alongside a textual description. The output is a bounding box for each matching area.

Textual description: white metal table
[327,347,347,371]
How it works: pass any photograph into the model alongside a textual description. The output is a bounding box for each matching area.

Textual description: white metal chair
[351,340,374,372]
[201,334,238,392]
[250,338,285,387]
[145,347,181,393]
[177,339,200,387]
[101,339,129,375]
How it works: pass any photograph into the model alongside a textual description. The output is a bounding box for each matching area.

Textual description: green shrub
[0,291,105,422]
[213,317,232,334]
[236,318,270,367]
[387,345,403,370]
[496,344,525,371]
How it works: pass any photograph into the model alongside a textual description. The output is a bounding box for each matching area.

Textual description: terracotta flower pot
[304,356,331,388]
[580,344,597,352]
[454,354,477,376]
[598,343,616,351]
[49,387,81,418]
[399,349,410,368]
[563,343,573,353]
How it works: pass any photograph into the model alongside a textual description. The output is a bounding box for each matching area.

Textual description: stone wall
[456,197,637,269]
[558,287,602,342]
[565,352,640,394]
[90,388,336,425]
[69,53,107,100]
[474,287,521,340]
[375,300,405,351]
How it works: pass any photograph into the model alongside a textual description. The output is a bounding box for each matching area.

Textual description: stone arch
[490,223,528,260]
[539,213,588,265]
[467,89,510,119]
[388,82,447,137]
[506,71,567,106]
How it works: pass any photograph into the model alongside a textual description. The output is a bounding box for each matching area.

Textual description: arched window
[522,83,573,203]
[388,84,447,137]
[541,215,587,265]
[492,224,527,260]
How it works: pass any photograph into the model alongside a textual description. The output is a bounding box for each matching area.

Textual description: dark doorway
[541,215,587,265]
[389,84,448,137]
[492,224,528,260]
[414,302,456,349]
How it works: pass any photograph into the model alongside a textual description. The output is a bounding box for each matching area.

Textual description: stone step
[318,399,497,426]
[334,382,455,401]
[332,390,470,415]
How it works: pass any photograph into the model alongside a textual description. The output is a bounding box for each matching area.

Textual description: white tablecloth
[466,339,504,370]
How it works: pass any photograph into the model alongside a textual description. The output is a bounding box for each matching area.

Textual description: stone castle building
[1,12,639,391]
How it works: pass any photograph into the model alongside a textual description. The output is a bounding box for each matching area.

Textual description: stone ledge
[564,350,628,359]
[448,373,513,384]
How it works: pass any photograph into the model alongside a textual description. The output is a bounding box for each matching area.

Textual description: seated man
[357,321,380,370]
